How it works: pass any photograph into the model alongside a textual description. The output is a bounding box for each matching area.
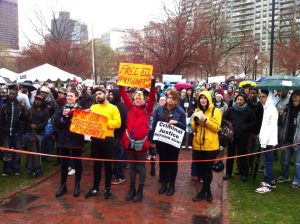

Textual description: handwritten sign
[153,121,185,148]
[70,109,107,139]
[117,63,153,88]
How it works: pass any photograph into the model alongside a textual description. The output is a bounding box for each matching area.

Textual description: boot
[166,181,175,196]
[55,182,67,197]
[192,191,206,202]
[133,184,144,202]
[104,188,112,199]
[73,182,80,197]
[125,182,136,201]
[158,181,168,195]
[206,190,213,202]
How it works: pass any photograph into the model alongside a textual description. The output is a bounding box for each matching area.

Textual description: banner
[117,63,153,88]
[153,121,185,148]
[70,109,107,139]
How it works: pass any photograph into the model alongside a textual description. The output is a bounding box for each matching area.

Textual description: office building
[0,0,19,50]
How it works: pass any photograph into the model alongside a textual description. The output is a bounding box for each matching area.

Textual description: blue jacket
[150,105,186,141]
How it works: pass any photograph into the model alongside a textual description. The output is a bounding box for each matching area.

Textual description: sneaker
[1,173,8,177]
[68,169,75,176]
[260,181,276,189]
[188,146,192,149]
[289,182,300,189]
[85,188,100,199]
[255,186,272,194]
[276,176,291,183]
[111,178,126,185]
[13,172,20,176]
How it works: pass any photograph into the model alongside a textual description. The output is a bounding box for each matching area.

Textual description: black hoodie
[111,88,128,139]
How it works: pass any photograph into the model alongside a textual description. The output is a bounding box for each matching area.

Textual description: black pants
[91,138,113,189]
[156,142,180,183]
[226,137,249,176]
[60,147,82,184]
[193,150,219,192]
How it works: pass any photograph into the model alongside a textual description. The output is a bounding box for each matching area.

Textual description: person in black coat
[54,88,85,198]
[110,88,128,184]
[223,93,256,181]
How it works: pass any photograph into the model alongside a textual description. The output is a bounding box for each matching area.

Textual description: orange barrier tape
[0,143,299,163]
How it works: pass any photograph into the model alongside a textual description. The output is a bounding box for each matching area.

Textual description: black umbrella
[252,138,262,184]
[18,81,37,92]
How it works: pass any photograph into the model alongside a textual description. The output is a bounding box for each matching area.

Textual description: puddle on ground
[1,192,39,213]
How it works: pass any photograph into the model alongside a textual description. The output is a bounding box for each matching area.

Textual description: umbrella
[239,80,256,88]
[18,82,37,92]
[174,82,193,90]
[256,76,300,90]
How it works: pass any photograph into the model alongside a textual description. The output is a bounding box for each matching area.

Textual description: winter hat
[216,94,223,99]
[292,90,300,96]
[58,87,67,95]
[34,95,44,101]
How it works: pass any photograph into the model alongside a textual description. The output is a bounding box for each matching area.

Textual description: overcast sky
[19,0,174,48]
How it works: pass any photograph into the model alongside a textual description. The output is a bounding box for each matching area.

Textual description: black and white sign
[153,121,185,148]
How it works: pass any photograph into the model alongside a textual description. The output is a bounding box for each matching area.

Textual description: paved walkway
[0,150,226,224]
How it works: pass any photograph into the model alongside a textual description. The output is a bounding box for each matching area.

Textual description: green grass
[228,157,300,224]
[0,142,90,199]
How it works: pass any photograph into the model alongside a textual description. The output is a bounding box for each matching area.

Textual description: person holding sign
[85,87,121,199]
[150,89,186,196]
[119,78,156,203]
[190,91,222,202]
[53,89,85,198]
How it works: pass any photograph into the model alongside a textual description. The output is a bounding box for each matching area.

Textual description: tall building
[182,0,300,52]
[101,28,126,51]
[51,11,88,44]
[0,0,19,50]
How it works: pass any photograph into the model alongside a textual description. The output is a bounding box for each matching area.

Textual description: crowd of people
[0,78,299,203]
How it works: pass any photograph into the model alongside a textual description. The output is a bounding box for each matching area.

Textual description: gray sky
[19,0,174,48]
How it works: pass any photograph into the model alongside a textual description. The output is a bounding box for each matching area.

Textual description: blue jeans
[41,134,52,155]
[280,145,300,183]
[3,134,22,174]
[262,146,275,184]
[112,139,125,179]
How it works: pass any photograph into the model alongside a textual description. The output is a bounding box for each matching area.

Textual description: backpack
[212,108,234,146]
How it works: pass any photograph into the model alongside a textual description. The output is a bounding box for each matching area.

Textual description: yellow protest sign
[117,63,153,88]
[70,109,107,139]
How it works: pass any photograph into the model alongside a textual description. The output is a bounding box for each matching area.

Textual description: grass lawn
[0,142,90,199]
[228,155,300,224]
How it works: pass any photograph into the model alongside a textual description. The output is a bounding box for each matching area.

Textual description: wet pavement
[0,150,225,224]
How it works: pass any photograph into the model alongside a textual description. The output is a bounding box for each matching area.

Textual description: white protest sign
[153,121,185,148]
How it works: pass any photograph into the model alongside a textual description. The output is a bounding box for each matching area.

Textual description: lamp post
[253,55,258,80]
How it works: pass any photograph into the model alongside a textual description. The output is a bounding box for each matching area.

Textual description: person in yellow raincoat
[190,90,222,202]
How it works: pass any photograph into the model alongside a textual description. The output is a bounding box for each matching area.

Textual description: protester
[110,88,128,185]
[119,79,156,202]
[151,88,186,196]
[223,93,256,181]
[277,90,300,188]
[40,86,56,117]
[214,93,228,114]
[1,89,27,176]
[25,95,49,176]
[190,91,222,202]
[255,90,278,193]
[85,87,121,199]
[54,89,85,197]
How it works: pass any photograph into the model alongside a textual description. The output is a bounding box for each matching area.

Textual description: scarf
[232,102,247,112]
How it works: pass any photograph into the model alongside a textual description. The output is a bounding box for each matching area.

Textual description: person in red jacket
[119,79,156,202]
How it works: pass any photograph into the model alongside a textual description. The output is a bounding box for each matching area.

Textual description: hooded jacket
[259,91,278,147]
[278,91,300,145]
[191,91,221,151]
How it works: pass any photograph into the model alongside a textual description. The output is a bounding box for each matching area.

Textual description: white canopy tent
[0,68,18,81]
[18,64,76,82]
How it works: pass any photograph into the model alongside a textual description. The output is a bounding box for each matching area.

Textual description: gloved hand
[193,116,200,126]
